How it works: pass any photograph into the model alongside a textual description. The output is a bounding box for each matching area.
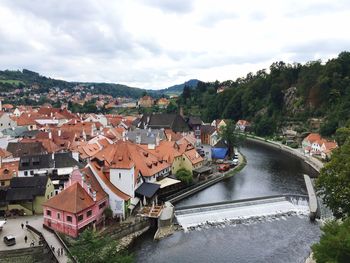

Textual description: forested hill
[178,51,350,137]
[0,69,150,98]
[157,79,199,96]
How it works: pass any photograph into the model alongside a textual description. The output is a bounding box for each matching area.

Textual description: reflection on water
[133,141,321,263]
[177,141,316,207]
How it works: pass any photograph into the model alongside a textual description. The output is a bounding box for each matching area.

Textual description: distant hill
[0,69,200,99]
[156,79,200,96]
[0,69,149,99]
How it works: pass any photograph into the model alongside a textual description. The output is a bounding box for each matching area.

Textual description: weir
[175,194,310,230]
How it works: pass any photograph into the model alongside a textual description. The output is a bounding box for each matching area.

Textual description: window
[78,214,83,222]
[0,181,5,186]
[30,171,34,175]
[87,210,92,217]
[119,173,121,179]
[99,202,106,210]
[46,210,51,217]
[57,213,60,220]
[66,216,72,222]
[24,171,28,176]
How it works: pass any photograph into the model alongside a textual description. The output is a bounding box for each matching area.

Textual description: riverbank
[243,134,323,172]
[166,152,247,203]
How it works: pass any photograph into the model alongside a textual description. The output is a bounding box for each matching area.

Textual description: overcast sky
[0,0,350,89]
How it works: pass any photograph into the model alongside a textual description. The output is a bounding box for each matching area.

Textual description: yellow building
[4,176,54,215]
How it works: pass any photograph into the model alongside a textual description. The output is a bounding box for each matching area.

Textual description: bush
[176,169,193,185]
[312,218,350,263]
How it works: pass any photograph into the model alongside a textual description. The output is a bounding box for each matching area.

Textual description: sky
[0,0,350,89]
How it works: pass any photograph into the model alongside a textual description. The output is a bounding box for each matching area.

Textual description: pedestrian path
[24,215,69,263]
[40,229,68,263]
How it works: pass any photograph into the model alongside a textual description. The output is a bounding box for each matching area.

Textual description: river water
[133,141,321,263]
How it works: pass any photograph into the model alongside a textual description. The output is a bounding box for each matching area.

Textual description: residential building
[138,96,154,108]
[137,113,190,133]
[157,98,170,109]
[0,112,17,131]
[0,160,18,187]
[200,125,219,146]
[43,168,108,237]
[236,120,251,132]
[7,141,47,158]
[187,116,202,146]
[5,176,54,215]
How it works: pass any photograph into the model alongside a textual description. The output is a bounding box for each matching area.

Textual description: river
[133,141,321,263]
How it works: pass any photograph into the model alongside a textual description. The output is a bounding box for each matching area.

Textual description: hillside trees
[179,52,350,137]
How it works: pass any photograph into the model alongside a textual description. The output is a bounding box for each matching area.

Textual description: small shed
[211,140,228,159]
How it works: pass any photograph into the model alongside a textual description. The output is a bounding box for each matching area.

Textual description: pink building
[43,167,109,237]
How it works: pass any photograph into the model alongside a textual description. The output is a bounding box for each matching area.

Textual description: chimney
[0,157,2,169]
[81,173,85,188]
[58,129,61,137]
[49,131,52,139]
[92,191,96,202]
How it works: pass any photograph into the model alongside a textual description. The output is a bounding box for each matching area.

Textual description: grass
[0,79,25,85]
[224,152,247,178]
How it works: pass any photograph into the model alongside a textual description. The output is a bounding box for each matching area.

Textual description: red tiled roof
[0,161,18,181]
[43,182,95,214]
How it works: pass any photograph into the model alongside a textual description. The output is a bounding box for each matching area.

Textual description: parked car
[232,158,239,166]
[3,235,16,246]
[234,153,239,159]
[218,164,230,172]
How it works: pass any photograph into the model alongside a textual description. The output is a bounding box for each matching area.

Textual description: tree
[316,139,350,219]
[166,101,178,113]
[219,120,242,157]
[176,169,193,185]
[334,127,350,146]
[312,218,350,263]
[253,116,276,137]
[69,229,133,263]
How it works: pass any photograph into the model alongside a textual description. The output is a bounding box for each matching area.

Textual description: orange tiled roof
[139,141,181,164]
[0,161,18,181]
[184,148,204,165]
[0,148,12,158]
[44,182,95,214]
[93,141,170,177]
[305,133,322,143]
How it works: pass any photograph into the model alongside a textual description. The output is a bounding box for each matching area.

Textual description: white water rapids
[175,197,310,230]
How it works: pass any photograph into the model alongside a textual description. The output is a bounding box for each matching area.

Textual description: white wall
[110,167,135,198]
[88,164,126,217]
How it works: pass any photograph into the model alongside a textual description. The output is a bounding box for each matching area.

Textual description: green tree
[334,127,350,146]
[316,139,350,219]
[219,120,242,157]
[253,116,276,137]
[166,101,178,113]
[69,229,133,263]
[176,168,193,185]
[312,218,350,263]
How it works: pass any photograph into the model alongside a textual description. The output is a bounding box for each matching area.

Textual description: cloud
[139,0,194,13]
[0,0,349,89]
[199,11,239,27]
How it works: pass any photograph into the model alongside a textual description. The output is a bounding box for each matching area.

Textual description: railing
[26,224,59,263]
